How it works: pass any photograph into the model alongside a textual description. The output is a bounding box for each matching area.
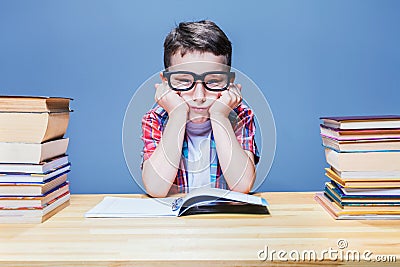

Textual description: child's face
[163,51,231,122]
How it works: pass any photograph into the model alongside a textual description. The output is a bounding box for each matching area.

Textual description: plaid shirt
[141,104,259,194]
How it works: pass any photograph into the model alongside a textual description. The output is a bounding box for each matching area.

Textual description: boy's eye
[177,79,192,84]
[206,79,222,84]
[170,75,193,85]
[205,75,228,88]
[170,75,194,89]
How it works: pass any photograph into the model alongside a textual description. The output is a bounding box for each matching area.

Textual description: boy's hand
[209,83,242,118]
[154,81,189,115]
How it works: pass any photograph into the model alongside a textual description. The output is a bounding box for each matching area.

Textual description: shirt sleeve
[233,105,260,164]
[140,110,163,168]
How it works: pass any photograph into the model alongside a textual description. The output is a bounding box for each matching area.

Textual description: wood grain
[0,192,399,266]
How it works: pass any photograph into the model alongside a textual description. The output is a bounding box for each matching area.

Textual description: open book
[84,188,269,218]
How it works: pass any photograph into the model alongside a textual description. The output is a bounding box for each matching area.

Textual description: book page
[84,196,176,218]
[181,187,267,208]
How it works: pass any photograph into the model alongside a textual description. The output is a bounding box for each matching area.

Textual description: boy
[141,20,259,197]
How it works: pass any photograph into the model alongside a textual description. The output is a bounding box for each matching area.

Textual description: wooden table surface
[0,192,399,266]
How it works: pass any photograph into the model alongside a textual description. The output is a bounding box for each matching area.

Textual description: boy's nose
[192,82,206,102]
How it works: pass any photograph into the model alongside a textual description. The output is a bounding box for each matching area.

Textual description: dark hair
[163,20,232,69]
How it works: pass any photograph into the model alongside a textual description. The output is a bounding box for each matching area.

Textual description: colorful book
[0,172,68,196]
[0,164,70,183]
[325,182,400,204]
[0,182,69,208]
[0,155,69,174]
[0,193,70,223]
[320,124,400,141]
[340,186,400,196]
[320,115,400,130]
[314,192,400,220]
[329,167,400,180]
[325,168,400,188]
[322,136,400,152]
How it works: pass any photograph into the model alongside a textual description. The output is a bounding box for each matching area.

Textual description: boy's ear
[159,72,167,82]
[230,72,236,83]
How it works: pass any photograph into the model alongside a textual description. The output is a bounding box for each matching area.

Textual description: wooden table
[0,192,399,266]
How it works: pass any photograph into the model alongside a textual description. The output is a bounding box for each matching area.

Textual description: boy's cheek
[180,95,192,103]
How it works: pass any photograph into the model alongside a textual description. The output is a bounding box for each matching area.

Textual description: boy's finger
[230,84,241,97]
[230,85,242,106]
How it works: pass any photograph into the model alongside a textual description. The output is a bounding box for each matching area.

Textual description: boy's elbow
[142,174,170,198]
[143,182,169,198]
[142,178,169,198]
[231,186,251,195]
[147,190,168,198]
[229,181,252,194]
[230,175,256,194]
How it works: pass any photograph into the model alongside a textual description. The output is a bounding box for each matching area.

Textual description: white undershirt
[186,120,212,190]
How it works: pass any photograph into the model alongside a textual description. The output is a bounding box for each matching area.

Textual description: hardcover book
[320,124,400,141]
[0,172,68,196]
[0,164,70,183]
[0,112,70,143]
[314,192,400,220]
[0,96,71,112]
[0,138,69,164]
[0,193,70,223]
[325,168,400,188]
[322,136,400,152]
[0,155,69,174]
[320,115,400,130]
[0,182,69,208]
[324,148,400,171]
[329,167,400,180]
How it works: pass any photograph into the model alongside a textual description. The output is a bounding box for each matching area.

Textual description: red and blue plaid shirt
[141,104,259,194]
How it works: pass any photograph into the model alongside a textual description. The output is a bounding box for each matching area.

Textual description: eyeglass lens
[169,73,229,91]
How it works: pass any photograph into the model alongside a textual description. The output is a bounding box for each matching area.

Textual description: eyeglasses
[163,71,235,92]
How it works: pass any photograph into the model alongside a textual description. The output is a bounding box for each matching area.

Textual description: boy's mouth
[190,106,209,112]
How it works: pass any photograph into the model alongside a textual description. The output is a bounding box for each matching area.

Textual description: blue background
[1,0,399,194]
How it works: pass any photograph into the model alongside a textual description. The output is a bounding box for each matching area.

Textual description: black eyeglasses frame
[162,70,235,92]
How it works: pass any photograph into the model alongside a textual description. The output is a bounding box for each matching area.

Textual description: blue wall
[1,0,399,193]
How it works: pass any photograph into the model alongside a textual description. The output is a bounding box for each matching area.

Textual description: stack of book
[0,96,72,223]
[315,115,400,219]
